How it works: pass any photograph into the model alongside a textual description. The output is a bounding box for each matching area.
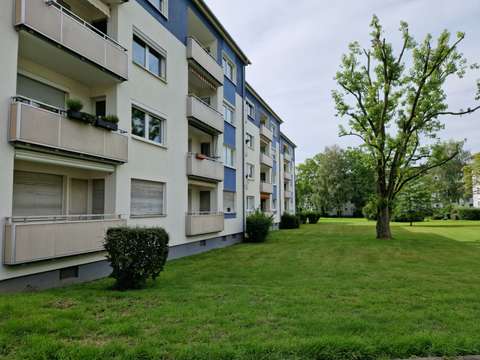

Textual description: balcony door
[199,191,211,213]
[69,179,88,215]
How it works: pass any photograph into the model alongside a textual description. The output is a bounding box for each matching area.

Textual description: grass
[1,219,480,359]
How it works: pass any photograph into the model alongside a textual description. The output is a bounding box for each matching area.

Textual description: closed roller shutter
[131,179,165,216]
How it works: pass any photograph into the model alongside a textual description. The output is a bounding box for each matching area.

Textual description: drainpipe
[241,67,246,237]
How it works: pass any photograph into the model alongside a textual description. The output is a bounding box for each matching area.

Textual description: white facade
[473,175,480,208]
[0,0,295,288]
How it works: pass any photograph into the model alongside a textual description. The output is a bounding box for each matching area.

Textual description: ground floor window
[131,179,166,217]
[223,191,236,214]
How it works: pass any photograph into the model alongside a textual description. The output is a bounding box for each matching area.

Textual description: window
[223,103,235,125]
[222,55,235,82]
[272,199,277,211]
[94,98,106,117]
[223,145,235,168]
[133,35,166,80]
[17,74,66,109]
[246,196,255,212]
[271,122,277,136]
[246,133,254,149]
[246,163,255,179]
[13,171,63,216]
[131,179,166,217]
[223,191,235,214]
[131,106,166,145]
[246,100,255,118]
[272,169,277,184]
[147,0,168,18]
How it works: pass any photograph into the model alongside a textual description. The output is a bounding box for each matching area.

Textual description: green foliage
[463,153,480,199]
[333,15,480,238]
[362,196,378,220]
[66,98,84,112]
[393,178,432,223]
[245,211,273,243]
[105,227,169,290]
[306,211,321,224]
[103,115,119,124]
[457,208,480,220]
[279,213,300,229]
[298,212,308,224]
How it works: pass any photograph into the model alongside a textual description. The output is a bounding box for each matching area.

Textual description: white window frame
[131,104,167,147]
[223,144,235,168]
[223,101,235,125]
[271,122,277,137]
[147,0,168,19]
[222,53,236,83]
[130,178,167,218]
[246,99,255,119]
[246,163,255,180]
[246,196,255,212]
[223,191,236,214]
[246,133,254,150]
[133,29,167,82]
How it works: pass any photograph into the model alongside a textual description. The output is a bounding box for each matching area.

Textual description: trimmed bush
[105,227,169,290]
[298,212,308,224]
[280,213,300,229]
[306,211,321,224]
[457,208,480,220]
[246,211,273,243]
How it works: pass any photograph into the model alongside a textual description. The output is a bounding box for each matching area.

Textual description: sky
[204,0,480,163]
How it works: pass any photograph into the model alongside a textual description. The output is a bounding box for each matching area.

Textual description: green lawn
[2,219,480,360]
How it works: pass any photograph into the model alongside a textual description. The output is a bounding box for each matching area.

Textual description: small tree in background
[393,178,433,225]
[333,15,480,239]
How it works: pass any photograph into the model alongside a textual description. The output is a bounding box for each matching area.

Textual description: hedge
[105,227,169,290]
[280,213,300,229]
[246,211,273,243]
[457,208,480,220]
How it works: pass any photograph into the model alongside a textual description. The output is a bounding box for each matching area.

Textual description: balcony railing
[187,95,224,134]
[260,182,273,194]
[260,124,273,141]
[260,153,273,168]
[186,152,224,182]
[284,152,292,161]
[9,97,128,163]
[284,171,293,181]
[284,190,293,199]
[14,0,128,81]
[186,37,224,86]
[186,212,224,236]
[4,214,126,265]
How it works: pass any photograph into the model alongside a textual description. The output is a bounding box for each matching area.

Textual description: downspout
[241,66,246,237]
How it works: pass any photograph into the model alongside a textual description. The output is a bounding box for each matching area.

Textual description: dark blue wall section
[224,79,237,105]
[224,167,236,192]
[224,122,236,148]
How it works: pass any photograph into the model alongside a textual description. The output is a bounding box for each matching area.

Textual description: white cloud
[205,0,480,162]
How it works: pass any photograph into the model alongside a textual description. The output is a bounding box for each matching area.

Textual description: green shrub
[280,213,300,229]
[298,212,308,224]
[393,212,425,223]
[246,211,273,243]
[105,227,169,290]
[457,208,480,220]
[104,114,119,124]
[362,197,377,221]
[306,211,321,224]
[66,98,83,112]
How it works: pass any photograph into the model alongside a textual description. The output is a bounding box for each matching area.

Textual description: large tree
[332,16,480,239]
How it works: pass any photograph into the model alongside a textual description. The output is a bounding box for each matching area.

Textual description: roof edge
[280,131,297,148]
[193,0,251,65]
[246,82,284,124]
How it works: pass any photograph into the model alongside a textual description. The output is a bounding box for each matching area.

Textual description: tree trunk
[376,203,392,239]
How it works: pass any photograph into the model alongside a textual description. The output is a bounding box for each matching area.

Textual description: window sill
[224,120,236,128]
[224,164,236,170]
[132,135,168,150]
[224,75,237,86]
[133,61,167,84]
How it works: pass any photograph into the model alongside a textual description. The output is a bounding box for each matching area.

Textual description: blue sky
[205,0,480,163]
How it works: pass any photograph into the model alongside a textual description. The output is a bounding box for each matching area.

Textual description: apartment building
[473,175,480,208]
[0,0,296,291]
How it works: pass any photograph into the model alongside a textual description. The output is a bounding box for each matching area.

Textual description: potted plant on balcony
[66,99,94,124]
[95,114,119,131]
[196,153,208,160]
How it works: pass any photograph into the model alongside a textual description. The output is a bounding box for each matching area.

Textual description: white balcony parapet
[186,37,224,86]
[284,171,293,181]
[9,97,128,163]
[186,212,224,236]
[284,152,293,161]
[187,95,224,134]
[260,182,273,194]
[284,190,293,199]
[4,214,126,265]
[260,124,273,141]
[14,0,128,81]
[186,153,224,182]
[260,153,273,168]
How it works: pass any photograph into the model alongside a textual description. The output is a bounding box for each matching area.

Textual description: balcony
[4,215,126,265]
[187,95,224,134]
[260,153,273,168]
[14,0,128,83]
[284,171,293,181]
[9,97,128,163]
[186,37,224,86]
[284,152,292,161]
[186,153,224,182]
[260,124,273,141]
[260,182,273,194]
[186,212,224,236]
[284,190,293,199]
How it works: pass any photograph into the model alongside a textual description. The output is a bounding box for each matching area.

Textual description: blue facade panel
[224,167,236,192]
[224,122,236,148]
[224,79,237,105]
